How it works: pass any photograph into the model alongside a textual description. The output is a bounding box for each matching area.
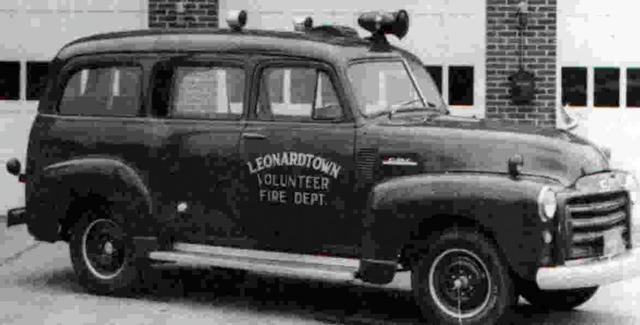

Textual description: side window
[171,66,244,119]
[257,67,342,121]
[59,66,142,116]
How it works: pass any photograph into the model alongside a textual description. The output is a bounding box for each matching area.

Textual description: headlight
[623,173,639,205]
[538,186,557,221]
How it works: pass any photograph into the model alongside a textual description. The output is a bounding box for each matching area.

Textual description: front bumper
[536,248,640,290]
[6,207,27,227]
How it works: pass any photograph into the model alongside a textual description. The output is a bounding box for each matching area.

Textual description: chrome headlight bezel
[538,186,557,222]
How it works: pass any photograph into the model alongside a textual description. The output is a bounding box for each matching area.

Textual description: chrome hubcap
[81,219,126,280]
[428,248,492,319]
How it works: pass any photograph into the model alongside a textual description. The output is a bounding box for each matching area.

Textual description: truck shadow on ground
[25,266,633,325]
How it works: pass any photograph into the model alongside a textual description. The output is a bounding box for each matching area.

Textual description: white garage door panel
[445,14,483,62]
[403,14,446,61]
[447,0,484,15]
[0,0,20,10]
[17,13,65,59]
[65,12,147,36]
[0,13,24,59]
[23,0,119,11]
[560,0,640,180]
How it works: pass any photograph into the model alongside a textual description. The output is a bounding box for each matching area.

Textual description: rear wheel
[411,229,516,325]
[69,206,141,294]
[519,280,598,310]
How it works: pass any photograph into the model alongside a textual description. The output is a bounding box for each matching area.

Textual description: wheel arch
[27,157,153,242]
[362,173,550,282]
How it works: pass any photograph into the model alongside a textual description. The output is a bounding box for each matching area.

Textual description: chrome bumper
[536,248,640,290]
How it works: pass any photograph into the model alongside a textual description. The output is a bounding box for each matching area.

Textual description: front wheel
[411,229,516,325]
[69,207,141,295]
[519,280,598,310]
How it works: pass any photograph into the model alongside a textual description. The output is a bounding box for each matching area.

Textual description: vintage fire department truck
[5,9,640,324]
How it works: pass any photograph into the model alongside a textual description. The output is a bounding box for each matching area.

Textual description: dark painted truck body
[6,13,640,324]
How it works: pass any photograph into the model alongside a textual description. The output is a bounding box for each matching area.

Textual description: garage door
[219,0,485,118]
[0,0,148,213]
[558,1,640,182]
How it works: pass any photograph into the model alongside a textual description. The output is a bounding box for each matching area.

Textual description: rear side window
[171,66,245,119]
[59,66,142,116]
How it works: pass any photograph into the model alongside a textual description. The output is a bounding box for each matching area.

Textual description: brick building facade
[486,0,557,127]
[149,0,219,29]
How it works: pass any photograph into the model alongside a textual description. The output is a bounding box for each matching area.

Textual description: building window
[0,61,20,100]
[627,68,640,108]
[594,67,620,107]
[561,67,587,107]
[425,65,442,93]
[59,66,142,116]
[448,66,474,106]
[27,61,49,101]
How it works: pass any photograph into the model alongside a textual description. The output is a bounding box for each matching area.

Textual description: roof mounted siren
[358,10,409,47]
[227,10,248,31]
[293,16,314,32]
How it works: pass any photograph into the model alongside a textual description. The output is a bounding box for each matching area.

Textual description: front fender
[27,157,152,241]
[362,173,554,281]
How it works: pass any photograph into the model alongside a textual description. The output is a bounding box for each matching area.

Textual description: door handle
[242,132,267,140]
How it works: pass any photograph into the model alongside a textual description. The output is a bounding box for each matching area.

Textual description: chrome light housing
[538,186,557,222]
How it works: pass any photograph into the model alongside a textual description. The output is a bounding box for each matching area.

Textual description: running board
[148,243,360,282]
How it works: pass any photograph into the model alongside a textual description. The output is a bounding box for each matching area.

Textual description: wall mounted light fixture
[516,0,529,29]
[510,0,535,104]
[175,2,186,14]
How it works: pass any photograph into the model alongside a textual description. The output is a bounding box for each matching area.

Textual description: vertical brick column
[149,0,218,29]
[486,0,557,127]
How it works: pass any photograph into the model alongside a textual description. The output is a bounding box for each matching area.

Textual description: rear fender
[27,157,152,241]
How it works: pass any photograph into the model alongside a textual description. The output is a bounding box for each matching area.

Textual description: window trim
[56,58,144,117]
[251,59,352,124]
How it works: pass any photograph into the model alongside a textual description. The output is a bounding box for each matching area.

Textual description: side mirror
[6,158,21,176]
[312,105,343,121]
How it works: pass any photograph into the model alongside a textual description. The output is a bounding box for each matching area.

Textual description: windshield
[348,60,445,117]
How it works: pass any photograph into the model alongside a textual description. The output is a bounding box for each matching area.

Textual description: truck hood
[373,114,609,186]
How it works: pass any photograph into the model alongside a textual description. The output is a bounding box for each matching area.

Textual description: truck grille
[567,192,630,260]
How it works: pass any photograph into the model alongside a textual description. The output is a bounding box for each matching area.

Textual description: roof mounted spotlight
[358,9,409,46]
[293,16,313,32]
[227,10,247,31]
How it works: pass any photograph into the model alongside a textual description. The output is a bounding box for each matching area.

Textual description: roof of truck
[55,27,413,64]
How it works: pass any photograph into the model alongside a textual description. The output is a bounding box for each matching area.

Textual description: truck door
[239,60,358,255]
[149,55,248,244]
